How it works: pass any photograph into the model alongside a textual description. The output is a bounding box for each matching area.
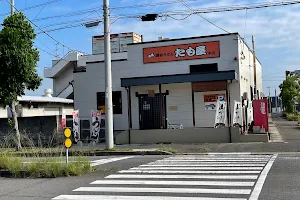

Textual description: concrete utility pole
[275,89,278,113]
[10,0,14,15]
[252,35,257,99]
[103,0,114,149]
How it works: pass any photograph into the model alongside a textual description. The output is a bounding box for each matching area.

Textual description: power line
[0,0,63,16]
[4,0,86,54]
[177,0,230,33]
[110,0,200,10]
[34,45,58,58]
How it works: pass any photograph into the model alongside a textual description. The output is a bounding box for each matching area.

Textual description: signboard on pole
[204,94,226,111]
[247,101,254,125]
[233,101,242,127]
[61,112,66,130]
[214,100,227,128]
[253,99,269,132]
[91,110,101,141]
[72,110,80,143]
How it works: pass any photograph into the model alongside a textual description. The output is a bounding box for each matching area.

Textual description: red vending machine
[253,98,269,132]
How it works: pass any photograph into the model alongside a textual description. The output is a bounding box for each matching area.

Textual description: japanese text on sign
[143,41,220,63]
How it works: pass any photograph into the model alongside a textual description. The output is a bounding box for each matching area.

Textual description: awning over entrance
[121,70,237,87]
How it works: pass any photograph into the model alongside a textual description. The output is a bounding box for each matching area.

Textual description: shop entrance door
[139,95,166,130]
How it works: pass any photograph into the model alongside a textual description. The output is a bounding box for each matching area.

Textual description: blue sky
[0,0,298,96]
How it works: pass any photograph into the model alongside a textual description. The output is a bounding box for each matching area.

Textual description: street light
[84,20,102,28]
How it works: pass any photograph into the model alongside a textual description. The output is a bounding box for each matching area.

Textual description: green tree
[279,75,300,113]
[0,13,42,150]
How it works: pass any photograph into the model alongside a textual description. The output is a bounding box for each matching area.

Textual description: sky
[0,0,298,97]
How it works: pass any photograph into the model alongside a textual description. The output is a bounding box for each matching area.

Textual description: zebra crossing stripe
[119,170,261,174]
[141,164,266,167]
[129,167,264,170]
[249,154,278,200]
[165,157,270,160]
[150,162,266,165]
[106,174,258,179]
[53,195,248,200]
[158,159,268,162]
[90,156,135,167]
[90,180,255,186]
[73,187,252,194]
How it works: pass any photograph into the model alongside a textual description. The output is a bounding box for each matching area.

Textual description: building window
[190,63,218,73]
[97,91,122,114]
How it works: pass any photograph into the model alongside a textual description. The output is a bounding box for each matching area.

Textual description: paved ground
[53,154,276,200]
[1,154,300,199]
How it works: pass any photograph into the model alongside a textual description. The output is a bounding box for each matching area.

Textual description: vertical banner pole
[66,148,69,165]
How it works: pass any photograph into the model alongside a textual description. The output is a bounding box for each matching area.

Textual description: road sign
[64,128,71,138]
[65,138,72,148]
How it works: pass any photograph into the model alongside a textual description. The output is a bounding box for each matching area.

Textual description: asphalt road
[1,154,300,200]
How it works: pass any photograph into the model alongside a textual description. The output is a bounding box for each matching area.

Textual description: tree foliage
[279,75,300,113]
[0,13,42,150]
[0,13,42,105]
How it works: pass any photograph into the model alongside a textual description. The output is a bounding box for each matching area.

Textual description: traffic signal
[141,14,158,21]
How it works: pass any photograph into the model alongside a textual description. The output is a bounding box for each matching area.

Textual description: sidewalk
[128,115,300,154]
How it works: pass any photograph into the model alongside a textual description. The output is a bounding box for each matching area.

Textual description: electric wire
[4,0,87,54]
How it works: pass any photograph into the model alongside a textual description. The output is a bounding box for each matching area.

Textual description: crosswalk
[53,154,277,200]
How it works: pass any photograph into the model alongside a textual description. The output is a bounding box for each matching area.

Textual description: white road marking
[141,164,266,167]
[73,187,252,194]
[151,162,267,165]
[130,167,264,170]
[90,180,255,186]
[106,174,258,179]
[249,154,278,200]
[159,159,268,162]
[52,195,247,200]
[208,152,252,155]
[90,156,135,167]
[119,170,261,174]
[163,157,270,161]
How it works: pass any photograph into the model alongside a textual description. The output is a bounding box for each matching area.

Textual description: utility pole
[252,35,257,99]
[275,89,278,113]
[267,86,271,113]
[10,0,14,15]
[103,0,114,149]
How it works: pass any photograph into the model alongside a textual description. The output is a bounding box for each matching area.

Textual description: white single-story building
[45,32,267,144]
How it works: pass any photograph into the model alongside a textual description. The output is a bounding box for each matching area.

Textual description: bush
[0,153,93,178]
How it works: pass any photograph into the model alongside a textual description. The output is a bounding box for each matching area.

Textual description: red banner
[253,99,269,132]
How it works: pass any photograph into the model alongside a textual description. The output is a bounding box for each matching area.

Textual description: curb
[9,150,173,157]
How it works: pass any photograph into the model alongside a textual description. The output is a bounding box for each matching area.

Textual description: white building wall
[127,34,239,77]
[53,64,73,96]
[194,90,226,127]
[162,83,193,128]
[74,62,129,131]
[74,34,253,130]
[20,103,73,117]
[238,36,263,100]
[0,106,8,118]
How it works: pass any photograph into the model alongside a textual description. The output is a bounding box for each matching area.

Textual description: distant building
[0,89,74,145]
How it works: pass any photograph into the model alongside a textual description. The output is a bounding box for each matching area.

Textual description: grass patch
[286,113,300,121]
[0,153,93,178]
